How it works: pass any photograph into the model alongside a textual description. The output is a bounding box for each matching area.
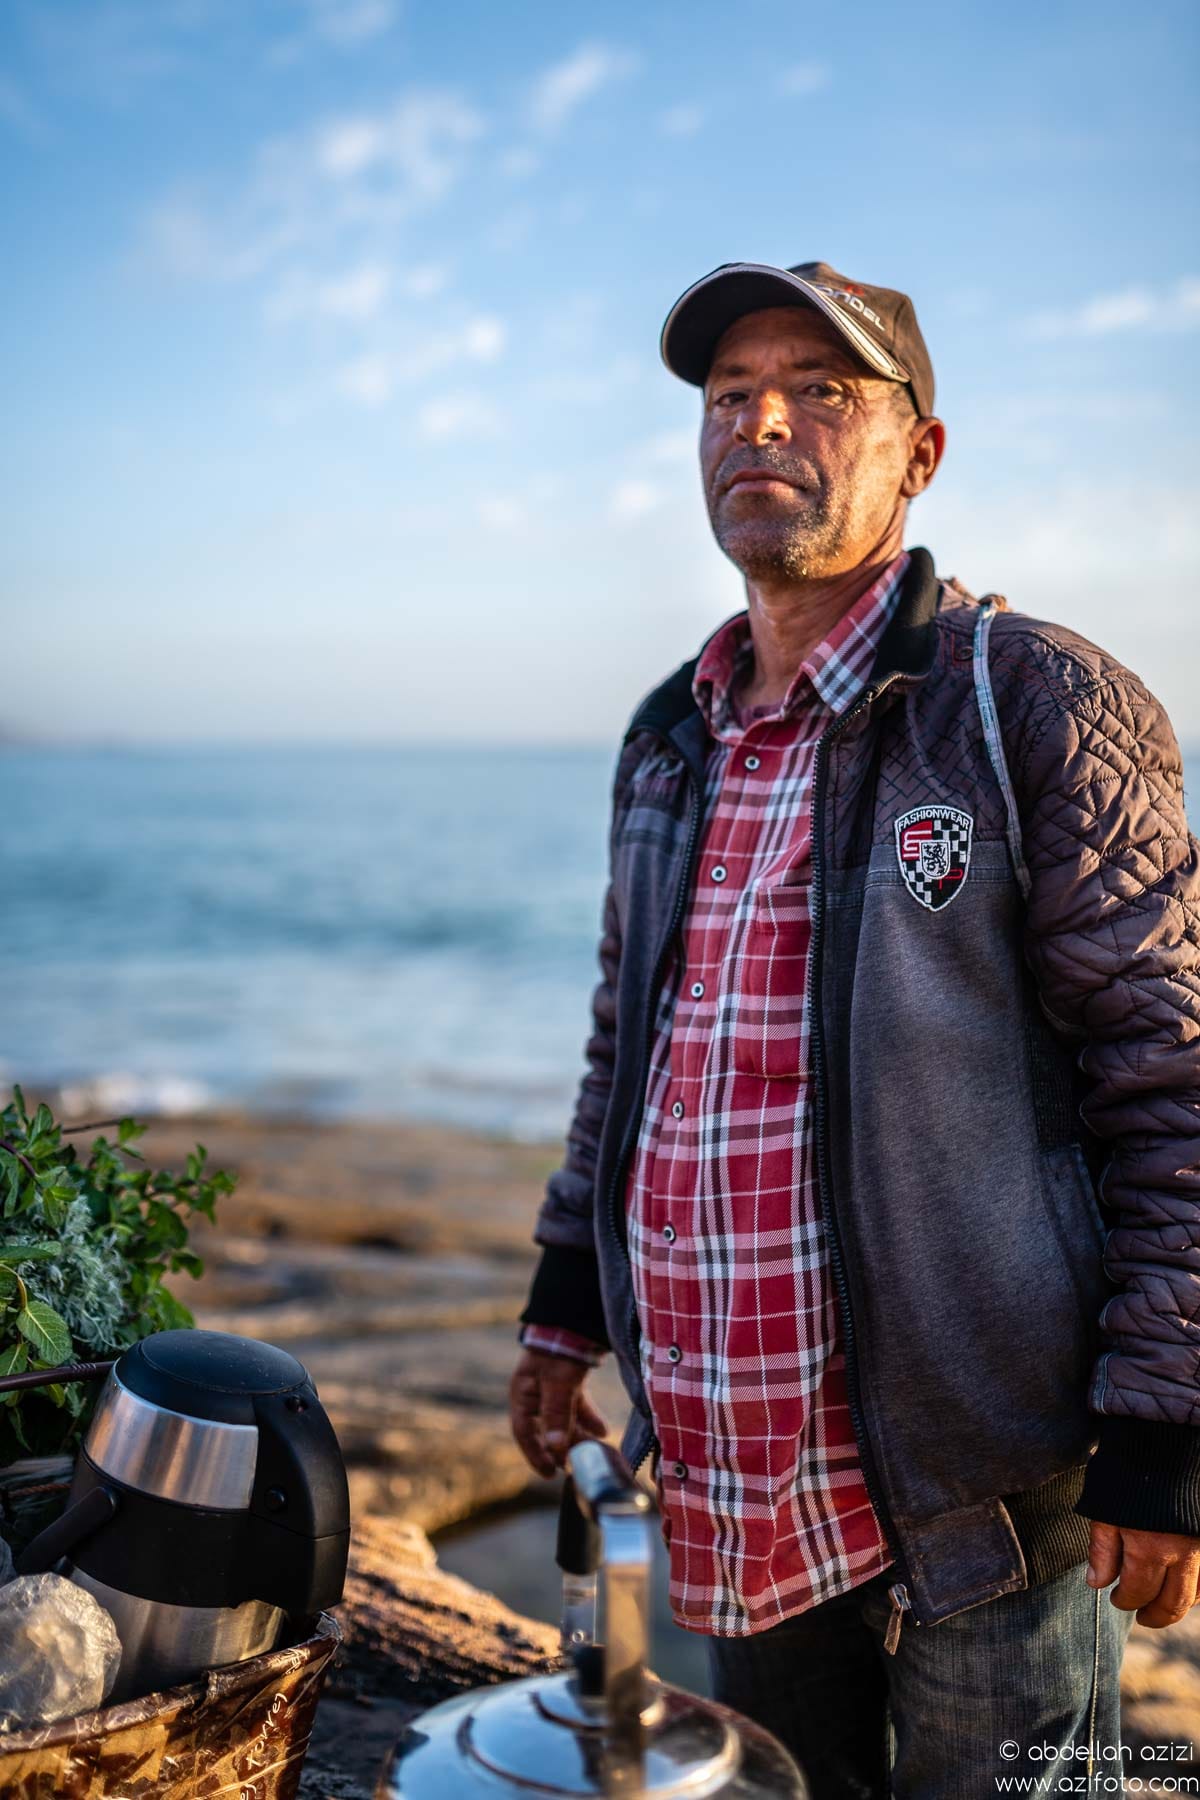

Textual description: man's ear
[901,417,946,499]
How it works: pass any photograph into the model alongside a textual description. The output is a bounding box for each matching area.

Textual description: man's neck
[734,547,903,711]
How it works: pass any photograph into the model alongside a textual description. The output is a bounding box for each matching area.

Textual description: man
[508,260,1200,1798]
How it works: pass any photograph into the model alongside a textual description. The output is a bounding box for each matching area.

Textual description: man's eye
[712,391,746,408]
[802,381,844,402]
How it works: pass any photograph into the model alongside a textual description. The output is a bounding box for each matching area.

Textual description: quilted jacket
[520,546,1200,1627]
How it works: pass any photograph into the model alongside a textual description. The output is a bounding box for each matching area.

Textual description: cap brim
[660,263,911,388]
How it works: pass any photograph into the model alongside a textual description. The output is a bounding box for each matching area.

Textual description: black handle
[0,1359,115,1396]
[15,1483,120,1575]
[556,1474,601,1576]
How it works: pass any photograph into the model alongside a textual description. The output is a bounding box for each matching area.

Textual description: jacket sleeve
[1016,657,1200,1535]
[519,743,638,1349]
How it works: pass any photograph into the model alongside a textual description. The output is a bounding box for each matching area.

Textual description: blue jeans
[705,1564,1136,1799]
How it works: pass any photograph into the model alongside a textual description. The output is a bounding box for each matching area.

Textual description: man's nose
[733,388,791,446]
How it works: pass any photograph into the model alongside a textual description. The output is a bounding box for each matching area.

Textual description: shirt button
[672,1461,688,1481]
[690,981,704,999]
[745,754,761,770]
[711,865,727,883]
[671,1100,684,1119]
[666,1344,682,1364]
[662,1223,676,1243]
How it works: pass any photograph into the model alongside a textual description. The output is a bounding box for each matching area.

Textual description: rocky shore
[136,1110,1199,1800]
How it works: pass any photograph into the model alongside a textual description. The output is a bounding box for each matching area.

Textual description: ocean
[3,741,1195,1140]
[1,745,615,1140]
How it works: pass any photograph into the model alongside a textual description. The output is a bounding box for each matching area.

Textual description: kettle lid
[395,1672,748,1799]
[118,1330,309,1424]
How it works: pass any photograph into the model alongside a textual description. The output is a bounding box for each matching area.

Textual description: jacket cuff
[519,1244,610,1349]
[1075,1416,1200,1537]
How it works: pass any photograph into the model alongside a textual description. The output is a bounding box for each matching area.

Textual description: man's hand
[1087,1523,1200,1627]
[509,1347,609,1478]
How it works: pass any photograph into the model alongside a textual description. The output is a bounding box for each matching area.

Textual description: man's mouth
[723,467,804,495]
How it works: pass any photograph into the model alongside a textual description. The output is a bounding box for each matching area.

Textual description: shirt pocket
[731,882,811,1080]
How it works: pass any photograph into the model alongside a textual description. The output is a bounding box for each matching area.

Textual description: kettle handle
[14,1484,120,1576]
[566,1440,652,1757]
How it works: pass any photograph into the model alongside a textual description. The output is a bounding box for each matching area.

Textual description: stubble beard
[709,488,850,583]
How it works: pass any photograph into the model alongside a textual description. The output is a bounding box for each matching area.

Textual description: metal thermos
[17,1329,350,1701]
[376,1438,807,1799]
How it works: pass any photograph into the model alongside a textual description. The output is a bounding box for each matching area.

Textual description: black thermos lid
[118,1329,310,1424]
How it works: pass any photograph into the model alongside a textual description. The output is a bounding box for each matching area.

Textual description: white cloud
[144,88,484,287]
[659,103,704,137]
[610,479,664,523]
[777,62,832,96]
[418,393,503,440]
[336,352,395,407]
[269,0,398,62]
[528,41,638,135]
[298,0,397,47]
[316,116,385,177]
[477,496,527,531]
[499,146,540,180]
[332,314,506,407]
[463,316,506,360]
[276,261,393,322]
[1026,276,1200,339]
[398,262,449,299]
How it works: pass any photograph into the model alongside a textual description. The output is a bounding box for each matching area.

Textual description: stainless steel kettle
[17,1329,350,1701]
[376,1439,807,1799]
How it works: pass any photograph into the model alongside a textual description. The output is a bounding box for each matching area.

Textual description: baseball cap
[660,259,935,417]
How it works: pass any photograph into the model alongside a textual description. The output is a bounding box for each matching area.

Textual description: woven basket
[0,1610,341,1798]
[0,1462,342,1798]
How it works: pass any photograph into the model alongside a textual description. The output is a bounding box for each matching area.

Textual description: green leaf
[118,1118,146,1146]
[16,1300,73,1365]
[31,1103,55,1142]
[0,1341,28,1379]
[40,1187,66,1230]
[0,1240,61,1263]
[0,1150,23,1217]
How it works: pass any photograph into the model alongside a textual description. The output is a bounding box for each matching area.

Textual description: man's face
[700,305,920,582]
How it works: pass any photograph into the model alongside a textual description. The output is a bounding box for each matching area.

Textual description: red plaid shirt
[524,555,908,1635]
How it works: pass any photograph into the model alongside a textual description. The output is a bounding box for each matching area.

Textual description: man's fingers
[509,1362,556,1478]
[536,1358,589,1466]
[1134,1556,1199,1629]
[1086,1521,1122,1589]
[573,1394,610,1442]
[1110,1541,1172,1616]
[507,1352,608,1477]
[542,1395,574,1456]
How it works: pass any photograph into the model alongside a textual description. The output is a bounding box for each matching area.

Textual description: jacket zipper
[604,733,704,1476]
[809,674,917,1651]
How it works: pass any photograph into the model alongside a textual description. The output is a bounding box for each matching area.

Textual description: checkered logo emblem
[894,806,973,911]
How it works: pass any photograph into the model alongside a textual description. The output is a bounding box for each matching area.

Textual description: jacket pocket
[731,883,810,1080]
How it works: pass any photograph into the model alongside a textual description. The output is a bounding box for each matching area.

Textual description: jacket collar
[626,545,941,743]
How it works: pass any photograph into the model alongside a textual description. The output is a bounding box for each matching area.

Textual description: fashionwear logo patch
[894,806,973,911]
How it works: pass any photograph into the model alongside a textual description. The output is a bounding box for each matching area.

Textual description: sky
[2,0,1198,747]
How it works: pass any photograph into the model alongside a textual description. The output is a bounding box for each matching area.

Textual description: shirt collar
[692,550,910,739]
